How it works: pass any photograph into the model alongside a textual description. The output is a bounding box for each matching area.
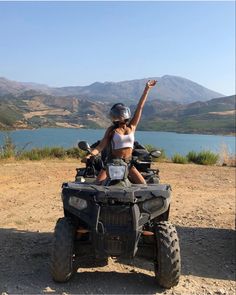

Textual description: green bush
[186,150,219,165]
[48,147,67,159]
[195,150,219,165]
[171,153,188,164]
[18,148,46,160]
[18,147,71,160]
[66,147,86,159]
[17,146,86,160]
[187,151,198,163]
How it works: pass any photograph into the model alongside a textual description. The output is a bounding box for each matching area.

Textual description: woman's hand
[146,80,157,89]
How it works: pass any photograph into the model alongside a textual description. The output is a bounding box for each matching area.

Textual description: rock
[215,289,226,295]
[43,286,55,293]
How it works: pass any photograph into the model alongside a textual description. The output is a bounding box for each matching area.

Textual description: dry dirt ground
[0,160,235,295]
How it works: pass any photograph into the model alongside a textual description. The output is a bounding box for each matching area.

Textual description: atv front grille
[99,205,132,227]
[97,205,133,256]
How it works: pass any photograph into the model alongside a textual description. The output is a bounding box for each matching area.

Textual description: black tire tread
[50,217,76,282]
[154,221,181,289]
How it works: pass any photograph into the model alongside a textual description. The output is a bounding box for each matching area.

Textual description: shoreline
[0,126,235,137]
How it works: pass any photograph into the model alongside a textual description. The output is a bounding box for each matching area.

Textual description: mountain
[0,92,111,130]
[38,75,226,103]
[137,95,235,134]
[0,88,234,134]
[0,77,49,96]
[0,76,224,104]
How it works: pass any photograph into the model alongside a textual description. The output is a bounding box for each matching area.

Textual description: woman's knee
[95,169,107,184]
[129,166,146,184]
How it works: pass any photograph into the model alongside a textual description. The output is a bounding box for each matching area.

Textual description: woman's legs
[95,166,146,185]
[129,166,146,184]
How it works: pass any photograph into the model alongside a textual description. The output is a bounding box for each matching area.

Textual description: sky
[0,1,235,95]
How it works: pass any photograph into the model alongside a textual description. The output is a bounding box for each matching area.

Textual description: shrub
[218,143,236,166]
[18,148,42,160]
[186,151,198,163]
[66,147,85,159]
[195,150,219,165]
[0,134,16,159]
[171,153,188,164]
[17,146,86,160]
[186,150,219,165]
[48,147,67,159]
[18,147,67,160]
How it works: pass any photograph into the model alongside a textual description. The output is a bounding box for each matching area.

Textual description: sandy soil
[0,160,235,295]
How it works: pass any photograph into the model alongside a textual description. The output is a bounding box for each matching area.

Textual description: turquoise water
[0,128,235,157]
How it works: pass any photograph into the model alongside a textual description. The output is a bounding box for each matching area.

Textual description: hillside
[0,89,235,134]
[0,77,49,96]
[0,93,111,130]
[0,76,224,104]
[138,95,236,134]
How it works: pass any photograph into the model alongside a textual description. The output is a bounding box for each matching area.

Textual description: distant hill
[0,92,111,130]
[0,88,235,134]
[138,95,235,134]
[0,77,49,96]
[0,75,224,104]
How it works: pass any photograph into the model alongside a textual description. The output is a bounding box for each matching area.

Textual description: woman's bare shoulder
[104,125,115,137]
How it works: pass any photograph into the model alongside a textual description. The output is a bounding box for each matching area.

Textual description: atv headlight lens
[108,165,126,180]
[69,196,87,210]
[142,198,163,213]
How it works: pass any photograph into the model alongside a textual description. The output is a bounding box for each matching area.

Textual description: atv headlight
[142,198,163,213]
[69,196,87,210]
[107,165,126,180]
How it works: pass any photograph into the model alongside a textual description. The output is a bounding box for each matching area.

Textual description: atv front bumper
[61,182,171,258]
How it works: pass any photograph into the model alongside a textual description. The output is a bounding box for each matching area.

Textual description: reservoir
[0,128,235,157]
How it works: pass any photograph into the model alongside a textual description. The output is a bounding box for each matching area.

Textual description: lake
[0,128,235,157]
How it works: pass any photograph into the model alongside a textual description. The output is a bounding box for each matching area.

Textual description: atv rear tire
[154,221,181,289]
[51,217,76,282]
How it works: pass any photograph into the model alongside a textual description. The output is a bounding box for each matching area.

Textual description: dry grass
[218,143,236,167]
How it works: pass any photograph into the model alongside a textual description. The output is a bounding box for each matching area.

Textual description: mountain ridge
[0,75,225,104]
[0,75,234,134]
[0,89,234,134]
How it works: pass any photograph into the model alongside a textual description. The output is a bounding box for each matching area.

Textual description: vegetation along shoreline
[0,135,235,166]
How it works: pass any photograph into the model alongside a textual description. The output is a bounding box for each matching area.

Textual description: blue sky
[0,1,235,95]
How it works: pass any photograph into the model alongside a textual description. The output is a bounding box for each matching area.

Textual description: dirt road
[0,160,235,294]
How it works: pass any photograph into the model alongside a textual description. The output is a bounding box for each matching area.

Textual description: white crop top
[111,131,135,150]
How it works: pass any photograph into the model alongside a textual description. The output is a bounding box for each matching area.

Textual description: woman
[85,80,157,184]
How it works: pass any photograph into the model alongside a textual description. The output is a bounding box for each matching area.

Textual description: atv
[51,141,181,289]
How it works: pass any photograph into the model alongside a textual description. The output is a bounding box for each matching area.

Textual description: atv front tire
[154,221,181,288]
[51,217,76,282]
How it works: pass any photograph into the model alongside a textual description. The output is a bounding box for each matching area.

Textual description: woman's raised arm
[129,80,157,129]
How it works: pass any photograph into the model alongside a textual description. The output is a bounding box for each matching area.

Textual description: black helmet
[109,103,131,122]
